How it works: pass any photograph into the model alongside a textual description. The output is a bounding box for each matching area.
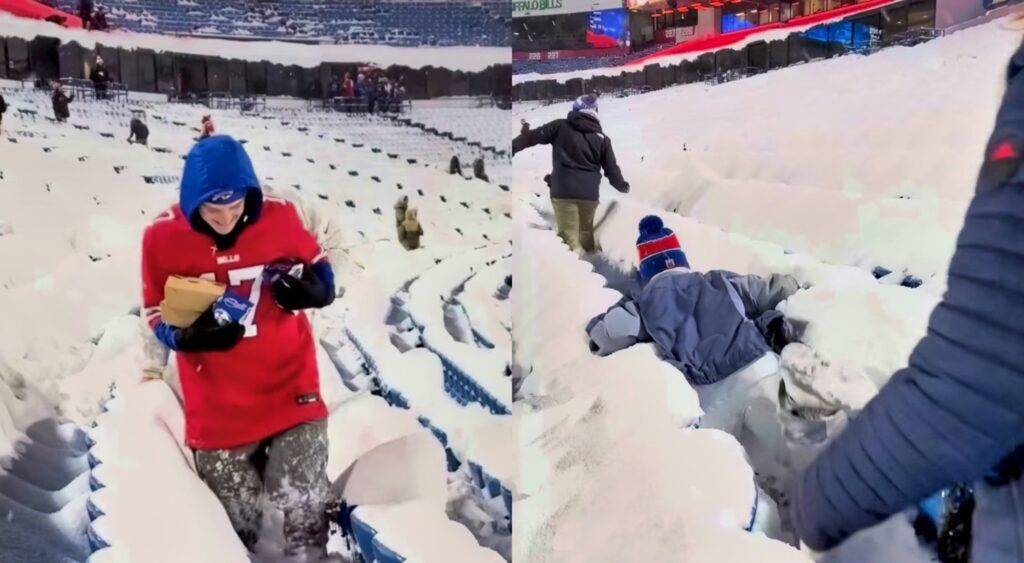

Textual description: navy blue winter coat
[586,268,798,386]
[792,43,1024,560]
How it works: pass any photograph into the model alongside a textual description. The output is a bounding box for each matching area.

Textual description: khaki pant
[551,198,599,254]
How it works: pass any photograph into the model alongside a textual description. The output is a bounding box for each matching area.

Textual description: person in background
[128,113,149,146]
[394,195,409,228]
[512,94,630,255]
[93,6,109,30]
[473,157,489,183]
[51,82,73,123]
[341,72,354,99]
[90,57,110,100]
[790,39,1024,562]
[200,114,215,139]
[0,91,7,137]
[78,0,94,29]
[397,207,424,251]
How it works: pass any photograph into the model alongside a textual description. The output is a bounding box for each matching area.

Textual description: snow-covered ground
[515,19,1018,285]
[0,56,511,561]
[510,17,1019,562]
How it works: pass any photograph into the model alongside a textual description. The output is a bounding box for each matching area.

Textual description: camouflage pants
[551,198,599,254]
[194,418,329,555]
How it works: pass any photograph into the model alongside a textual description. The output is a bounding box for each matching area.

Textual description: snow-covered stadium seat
[47,0,508,47]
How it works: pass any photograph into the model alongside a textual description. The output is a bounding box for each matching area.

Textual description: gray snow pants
[194,418,329,554]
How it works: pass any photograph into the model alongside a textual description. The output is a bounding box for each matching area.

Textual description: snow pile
[334,244,514,491]
[457,257,511,350]
[408,242,512,409]
[512,206,808,561]
[87,381,250,563]
[327,232,513,558]
[0,369,91,563]
[513,19,1019,282]
[352,500,506,563]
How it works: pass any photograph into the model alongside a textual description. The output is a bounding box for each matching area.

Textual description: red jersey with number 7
[141,195,329,450]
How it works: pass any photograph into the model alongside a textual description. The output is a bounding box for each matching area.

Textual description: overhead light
[677,5,689,11]
[710,1,723,6]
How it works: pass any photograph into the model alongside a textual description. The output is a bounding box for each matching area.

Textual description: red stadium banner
[629,0,899,66]
[0,0,82,27]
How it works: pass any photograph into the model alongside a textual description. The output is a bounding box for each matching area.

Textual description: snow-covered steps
[457,257,512,352]
[620,161,965,284]
[340,328,512,533]
[331,327,510,561]
[407,243,513,414]
[0,377,91,563]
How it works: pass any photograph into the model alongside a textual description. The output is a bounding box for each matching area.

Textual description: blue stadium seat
[372,536,407,563]
[350,509,379,561]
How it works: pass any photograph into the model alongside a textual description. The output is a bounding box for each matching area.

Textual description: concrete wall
[696,7,722,39]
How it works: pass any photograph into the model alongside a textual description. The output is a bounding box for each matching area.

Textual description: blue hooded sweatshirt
[180,135,263,224]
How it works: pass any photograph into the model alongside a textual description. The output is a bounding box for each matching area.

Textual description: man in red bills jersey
[141,135,336,557]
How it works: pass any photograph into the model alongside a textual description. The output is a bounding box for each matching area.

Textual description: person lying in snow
[586,215,801,442]
[140,135,336,559]
[790,35,1024,562]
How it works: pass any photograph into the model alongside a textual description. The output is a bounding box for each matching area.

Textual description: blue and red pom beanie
[637,215,689,285]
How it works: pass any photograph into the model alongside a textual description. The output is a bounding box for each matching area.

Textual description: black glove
[175,307,245,352]
[271,265,335,311]
[764,315,803,354]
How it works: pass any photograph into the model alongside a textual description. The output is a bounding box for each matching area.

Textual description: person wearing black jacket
[90,58,110,100]
[79,0,94,29]
[51,83,73,123]
[128,116,149,146]
[0,92,7,136]
[93,7,109,30]
[512,94,629,255]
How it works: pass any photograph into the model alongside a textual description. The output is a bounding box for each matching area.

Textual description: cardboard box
[161,276,226,327]
[160,300,203,328]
